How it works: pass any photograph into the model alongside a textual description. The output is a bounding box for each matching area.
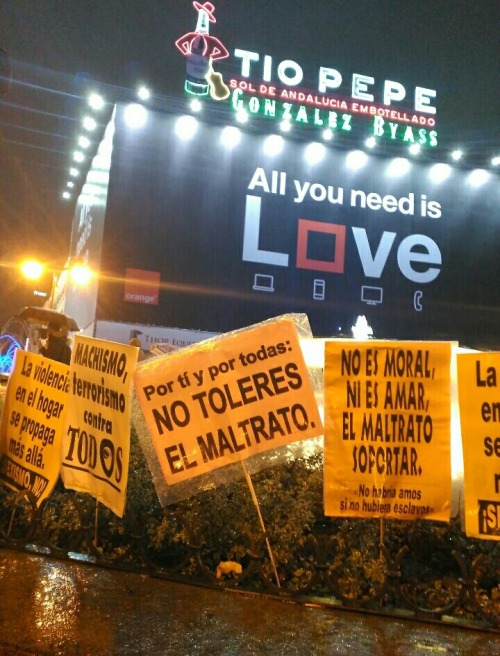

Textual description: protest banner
[324,340,452,521]
[133,316,324,486]
[457,352,500,540]
[60,336,138,517]
[0,350,69,505]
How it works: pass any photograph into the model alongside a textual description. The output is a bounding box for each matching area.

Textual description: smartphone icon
[313,279,325,300]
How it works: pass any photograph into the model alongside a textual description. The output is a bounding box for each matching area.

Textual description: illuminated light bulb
[83,116,97,131]
[78,135,91,149]
[20,259,44,280]
[73,151,85,163]
[175,115,198,140]
[429,163,451,183]
[280,120,292,133]
[62,191,71,200]
[124,103,148,129]
[69,263,93,285]
[137,86,151,101]
[69,168,79,177]
[190,98,203,112]
[322,129,333,141]
[88,93,105,110]
[467,169,490,188]
[305,142,326,165]
[365,137,376,149]
[346,150,368,171]
[221,126,241,148]
[387,157,411,177]
[67,181,74,188]
[491,156,500,167]
[263,134,284,156]
[451,149,463,161]
[236,110,248,124]
[409,143,421,156]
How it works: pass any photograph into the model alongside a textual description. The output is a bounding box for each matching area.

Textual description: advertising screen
[94,104,500,347]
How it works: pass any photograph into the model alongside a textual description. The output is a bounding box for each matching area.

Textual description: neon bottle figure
[175,2,229,98]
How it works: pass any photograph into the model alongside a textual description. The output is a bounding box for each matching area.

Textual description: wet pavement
[0,548,497,655]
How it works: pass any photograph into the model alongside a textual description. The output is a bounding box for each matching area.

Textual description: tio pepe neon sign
[229,50,438,146]
[233,49,436,116]
[176,3,439,146]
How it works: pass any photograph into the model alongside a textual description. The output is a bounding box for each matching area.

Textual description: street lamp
[20,259,45,281]
[68,262,93,286]
[19,258,93,309]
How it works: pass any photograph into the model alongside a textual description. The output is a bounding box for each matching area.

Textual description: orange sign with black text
[61,336,138,517]
[324,340,452,521]
[133,317,323,485]
[0,351,69,505]
[457,352,500,540]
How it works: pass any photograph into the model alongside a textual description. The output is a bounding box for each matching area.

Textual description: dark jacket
[39,336,71,365]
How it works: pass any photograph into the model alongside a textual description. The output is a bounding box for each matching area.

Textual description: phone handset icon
[414,291,423,311]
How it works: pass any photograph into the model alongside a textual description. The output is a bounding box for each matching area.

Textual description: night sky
[0,0,499,327]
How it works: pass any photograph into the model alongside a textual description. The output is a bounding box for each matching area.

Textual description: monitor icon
[252,273,275,293]
[361,285,383,305]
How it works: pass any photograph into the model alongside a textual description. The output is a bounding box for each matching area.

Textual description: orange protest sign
[457,352,500,540]
[0,350,69,505]
[324,340,452,521]
[61,336,138,518]
[134,317,323,485]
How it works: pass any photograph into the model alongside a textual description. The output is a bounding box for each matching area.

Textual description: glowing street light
[20,259,45,281]
[19,258,93,308]
[69,262,93,285]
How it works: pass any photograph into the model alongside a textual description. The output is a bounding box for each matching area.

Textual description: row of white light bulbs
[123,91,500,171]
[187,98,500,169]
[63,86,498,200]
[167,112,493,187]
[62,92,107,200]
